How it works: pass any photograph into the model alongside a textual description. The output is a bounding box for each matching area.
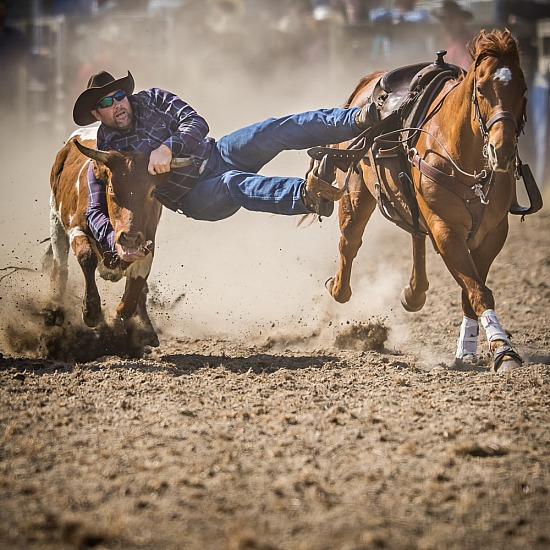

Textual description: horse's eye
[108,184,115,196]
[476,85,484,96]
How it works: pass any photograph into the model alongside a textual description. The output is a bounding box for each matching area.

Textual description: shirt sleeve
[144,88,210,156]
[84,161,115,251]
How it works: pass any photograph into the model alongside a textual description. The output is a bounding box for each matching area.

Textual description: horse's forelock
[469,28,520,65]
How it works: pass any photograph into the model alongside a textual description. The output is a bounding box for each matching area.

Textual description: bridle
[471,52,527,163]
[399,52,528,207]
[394,50,528,240]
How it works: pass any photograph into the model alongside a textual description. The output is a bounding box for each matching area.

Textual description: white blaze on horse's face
[493,67,513,85]
[481,61,525,173]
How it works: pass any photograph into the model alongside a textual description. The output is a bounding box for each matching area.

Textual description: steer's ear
[74,139,111,166]
[93,161,111,183]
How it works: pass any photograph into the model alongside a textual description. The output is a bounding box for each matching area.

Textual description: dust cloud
[0,8,443,360]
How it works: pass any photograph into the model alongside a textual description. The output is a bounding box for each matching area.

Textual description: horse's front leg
[430,217,521,373]
[400,234,429,312]
[327,168,376,303]
[465,218,522,373]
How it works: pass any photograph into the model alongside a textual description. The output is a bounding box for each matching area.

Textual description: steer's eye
[107,184,115,196]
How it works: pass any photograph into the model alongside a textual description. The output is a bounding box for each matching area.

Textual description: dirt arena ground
[1,66,549,549]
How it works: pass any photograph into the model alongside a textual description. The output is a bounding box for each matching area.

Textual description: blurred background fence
[1,0,548,185]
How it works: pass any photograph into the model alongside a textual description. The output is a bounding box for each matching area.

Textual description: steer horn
[74,138,198,169]
[74,138,111,165]
[170,155,198,168]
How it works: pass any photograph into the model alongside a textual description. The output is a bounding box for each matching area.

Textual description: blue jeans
[179,107,362,220]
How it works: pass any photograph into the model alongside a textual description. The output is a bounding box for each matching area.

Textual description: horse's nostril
[487,140,516,171]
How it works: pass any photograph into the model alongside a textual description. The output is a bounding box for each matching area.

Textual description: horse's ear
[470,29,486,59]
[467,37,477,61]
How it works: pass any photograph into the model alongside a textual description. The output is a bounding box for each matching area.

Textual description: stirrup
[305,156,346,201]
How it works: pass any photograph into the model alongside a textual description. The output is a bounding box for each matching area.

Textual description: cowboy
[72,70,378,265]
[433,0,474,70]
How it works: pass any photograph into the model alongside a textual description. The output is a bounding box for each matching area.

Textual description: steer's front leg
[72,234,103,327]
[116,255,153,321]
[117,256,156,355]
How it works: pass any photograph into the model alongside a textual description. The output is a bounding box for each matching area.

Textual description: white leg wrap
[456,316,479,359]
[480,309,510,345]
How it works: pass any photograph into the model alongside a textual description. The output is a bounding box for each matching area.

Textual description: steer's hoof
[82,308,103,328]
[43,307,65,327]
[325,277,335,293]
[142,331,160,348]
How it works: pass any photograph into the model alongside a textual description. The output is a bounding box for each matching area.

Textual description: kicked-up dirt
[1,195,548,550]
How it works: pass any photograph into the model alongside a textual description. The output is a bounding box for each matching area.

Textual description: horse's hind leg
[327,169,376,303]
[400,234,429,312]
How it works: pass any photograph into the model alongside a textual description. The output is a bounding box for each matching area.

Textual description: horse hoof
[494,357,523,375]
[495,359,522,375]
[454,353,479,366]
[400,288,425,312]
[493,343,523,374]
[326,277,352,303]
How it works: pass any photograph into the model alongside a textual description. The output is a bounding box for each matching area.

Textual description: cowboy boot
[301,155,339,218]
[301,183,334,218]
[355,101,380,130]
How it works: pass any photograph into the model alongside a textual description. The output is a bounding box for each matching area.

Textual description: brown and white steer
[43,128,189,352]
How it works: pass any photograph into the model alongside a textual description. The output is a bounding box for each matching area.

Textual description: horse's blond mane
[468,28,520,63]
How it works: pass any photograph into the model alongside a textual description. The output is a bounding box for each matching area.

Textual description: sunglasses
[96,89,127,109]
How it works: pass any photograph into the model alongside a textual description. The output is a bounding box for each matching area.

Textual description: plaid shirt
[86,88,214,249]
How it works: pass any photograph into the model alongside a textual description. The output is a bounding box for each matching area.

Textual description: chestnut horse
[327,29,531,373]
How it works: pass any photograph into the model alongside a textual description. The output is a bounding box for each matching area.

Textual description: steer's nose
[118,231,144,248]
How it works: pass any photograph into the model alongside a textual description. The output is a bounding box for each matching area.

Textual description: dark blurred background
[1,0,549,185]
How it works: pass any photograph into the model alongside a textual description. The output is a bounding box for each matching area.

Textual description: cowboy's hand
[148,144,173,175]
[114,242,146,264]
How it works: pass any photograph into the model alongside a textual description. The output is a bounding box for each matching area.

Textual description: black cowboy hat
[73,70,135,126]
[434,0,473,22]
